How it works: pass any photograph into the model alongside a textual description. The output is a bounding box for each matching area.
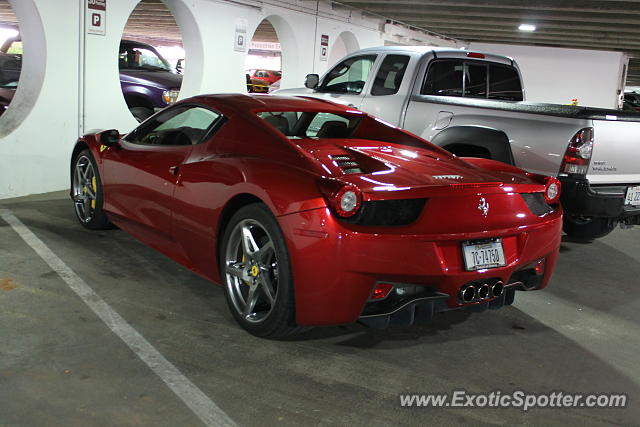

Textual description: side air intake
[330,154,364,174]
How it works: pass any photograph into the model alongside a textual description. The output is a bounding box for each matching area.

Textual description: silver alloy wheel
[72,155,97,223]
[224,219,279,323]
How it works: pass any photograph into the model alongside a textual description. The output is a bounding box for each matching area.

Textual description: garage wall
[0,0,457,200]
[469,42,628,109]
[0,0,80,199]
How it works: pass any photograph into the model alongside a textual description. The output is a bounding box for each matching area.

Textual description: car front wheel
[72,150,112,230]
[220,204,298,338]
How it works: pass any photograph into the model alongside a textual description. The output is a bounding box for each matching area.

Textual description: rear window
[422,60,523,101]
[257,111,361,139]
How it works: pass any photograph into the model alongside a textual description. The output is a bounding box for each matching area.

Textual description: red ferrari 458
[70,94,562,338]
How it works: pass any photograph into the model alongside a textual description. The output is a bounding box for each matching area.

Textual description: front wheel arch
[70,141,90,187]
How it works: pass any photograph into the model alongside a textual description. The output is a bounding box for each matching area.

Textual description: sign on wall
[235,19,248,52]
[319,34,329,61]
[87,0,106,36]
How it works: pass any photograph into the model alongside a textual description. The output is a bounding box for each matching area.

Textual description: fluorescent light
[518,24,536,32]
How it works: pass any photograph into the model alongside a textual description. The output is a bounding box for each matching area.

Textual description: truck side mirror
[305,74,319,89]
[99,129,120,146]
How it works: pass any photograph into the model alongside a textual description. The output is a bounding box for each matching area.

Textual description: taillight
[332,185,362,217]
[560,127,593,175]
[544,176,561,204]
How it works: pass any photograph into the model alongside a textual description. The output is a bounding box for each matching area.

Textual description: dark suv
[0,36,182,122]
[119,39,182,122]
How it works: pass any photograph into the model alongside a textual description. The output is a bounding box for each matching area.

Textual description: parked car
[119,39,182,122]
[623,92,640,112]
[249,69,281,86]
[69,94,562,338]
[0,36,182,123]
[0,86,15,116]
[278,46,640,241]
[0,52,19,116]
[246,69,281,93]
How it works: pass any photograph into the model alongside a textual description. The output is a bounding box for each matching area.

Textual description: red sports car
[70,94,562,338]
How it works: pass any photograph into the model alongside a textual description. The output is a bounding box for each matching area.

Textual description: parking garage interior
[1,1,639,426]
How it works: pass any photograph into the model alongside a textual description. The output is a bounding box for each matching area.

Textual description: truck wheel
[563,215,617,242]
[129,107,154,123]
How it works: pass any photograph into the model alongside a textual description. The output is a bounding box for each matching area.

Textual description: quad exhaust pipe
[459,281,505,303]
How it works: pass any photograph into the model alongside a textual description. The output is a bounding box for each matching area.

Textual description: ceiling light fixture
[518,24,536,32]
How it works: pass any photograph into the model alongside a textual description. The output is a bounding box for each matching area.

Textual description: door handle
[169,166,179,175]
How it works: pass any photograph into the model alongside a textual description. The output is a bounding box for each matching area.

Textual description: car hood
[120,70,182,89]
[296,138,539,196]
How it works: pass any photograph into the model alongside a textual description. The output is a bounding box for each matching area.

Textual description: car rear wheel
[72,150,112,230]
[220,204,298,338]
[563,215,617,242]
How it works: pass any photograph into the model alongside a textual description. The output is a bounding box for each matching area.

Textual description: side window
[371,55,410,96]
[127,106,222,146]
[422,60,463,97]
[489,64,523,101]
[318,55,377,95]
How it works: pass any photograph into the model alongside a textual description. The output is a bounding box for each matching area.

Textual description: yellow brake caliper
[90,176,97,209]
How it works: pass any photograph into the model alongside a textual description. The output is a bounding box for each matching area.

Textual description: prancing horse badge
[478,197,489,217]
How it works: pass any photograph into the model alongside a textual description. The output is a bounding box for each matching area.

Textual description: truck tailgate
[588,120,640,185]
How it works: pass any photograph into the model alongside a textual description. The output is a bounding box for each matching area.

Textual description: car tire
[129,106,154,123]
[219,203,299,338]
[563,215,617,242]
[72,150,112,230]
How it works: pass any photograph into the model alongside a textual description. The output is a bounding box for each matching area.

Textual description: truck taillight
[560,127,593,175]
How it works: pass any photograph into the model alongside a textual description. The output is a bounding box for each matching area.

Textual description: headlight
[162,89,180,105]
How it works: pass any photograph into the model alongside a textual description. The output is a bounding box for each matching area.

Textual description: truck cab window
[422,61,463,97]
[371,55,410,96]
[464,63,488,98]
[489,65,523,101]
[318,55,377,95]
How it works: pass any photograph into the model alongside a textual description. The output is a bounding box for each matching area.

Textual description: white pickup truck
[277,46,640,241]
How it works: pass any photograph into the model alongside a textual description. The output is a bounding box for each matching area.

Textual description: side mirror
[99,129,120,146]
[305,73,320,89]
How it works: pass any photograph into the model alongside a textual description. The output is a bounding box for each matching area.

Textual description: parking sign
[87,0,106,36]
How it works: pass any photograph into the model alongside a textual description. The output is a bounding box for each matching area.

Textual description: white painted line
[0,209,236,427]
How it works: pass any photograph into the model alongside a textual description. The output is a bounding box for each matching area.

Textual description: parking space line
[0,209,236,427]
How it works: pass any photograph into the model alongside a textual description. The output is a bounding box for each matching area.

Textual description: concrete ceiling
[1,0,638,84]
[338,0,640,85]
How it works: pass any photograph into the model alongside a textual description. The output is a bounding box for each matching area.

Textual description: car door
[359,53,412,125]
[313,54,379,109]
[102,105,222,247]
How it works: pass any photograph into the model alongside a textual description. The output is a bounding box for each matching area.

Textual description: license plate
[625,186,640,206]
[462,239,506,271]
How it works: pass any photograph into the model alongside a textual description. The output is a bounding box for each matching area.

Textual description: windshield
[119,45,171,72]
[257,111,362,139]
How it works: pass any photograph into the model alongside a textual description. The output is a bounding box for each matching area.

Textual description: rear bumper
[278,207,562,326]
[559,176,640,220]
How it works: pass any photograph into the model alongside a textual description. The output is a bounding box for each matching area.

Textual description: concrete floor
[0,191,638,426]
